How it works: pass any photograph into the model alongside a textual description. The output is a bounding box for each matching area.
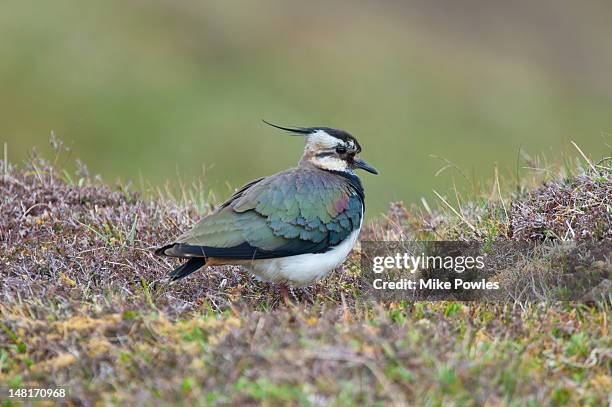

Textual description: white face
[305,130,356,172]
[313,154,349,172]
[306,130,357,150]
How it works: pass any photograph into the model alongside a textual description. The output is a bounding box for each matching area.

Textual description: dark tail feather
[155,243,178,257]
[169,258,206,282]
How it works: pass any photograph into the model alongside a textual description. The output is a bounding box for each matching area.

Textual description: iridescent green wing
[232,168,362,244]
[173,168,363,259]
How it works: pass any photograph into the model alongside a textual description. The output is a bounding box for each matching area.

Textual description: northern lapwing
[155,121,378,288]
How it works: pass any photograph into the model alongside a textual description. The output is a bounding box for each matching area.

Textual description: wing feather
[160,168,363,259]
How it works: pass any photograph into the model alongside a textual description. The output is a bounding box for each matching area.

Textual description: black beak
[353,158,378,174]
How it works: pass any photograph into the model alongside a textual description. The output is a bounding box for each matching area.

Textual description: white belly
[243,227,361,287]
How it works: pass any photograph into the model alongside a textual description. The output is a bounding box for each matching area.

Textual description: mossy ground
[1,146,610,405]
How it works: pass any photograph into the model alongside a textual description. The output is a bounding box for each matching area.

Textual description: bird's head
[263,120,378,175]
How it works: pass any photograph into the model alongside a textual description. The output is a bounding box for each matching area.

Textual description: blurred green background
[2,0,611,217]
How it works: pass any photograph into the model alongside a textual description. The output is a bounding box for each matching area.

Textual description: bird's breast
[241,225,362,287]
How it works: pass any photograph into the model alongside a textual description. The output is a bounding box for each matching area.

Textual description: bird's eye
[335,146,347,154]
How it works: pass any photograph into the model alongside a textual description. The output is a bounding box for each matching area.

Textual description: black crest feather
[262,120,355,145]
[262,120,310,135]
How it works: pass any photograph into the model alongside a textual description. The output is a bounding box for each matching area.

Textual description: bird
[155,121,378,288]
